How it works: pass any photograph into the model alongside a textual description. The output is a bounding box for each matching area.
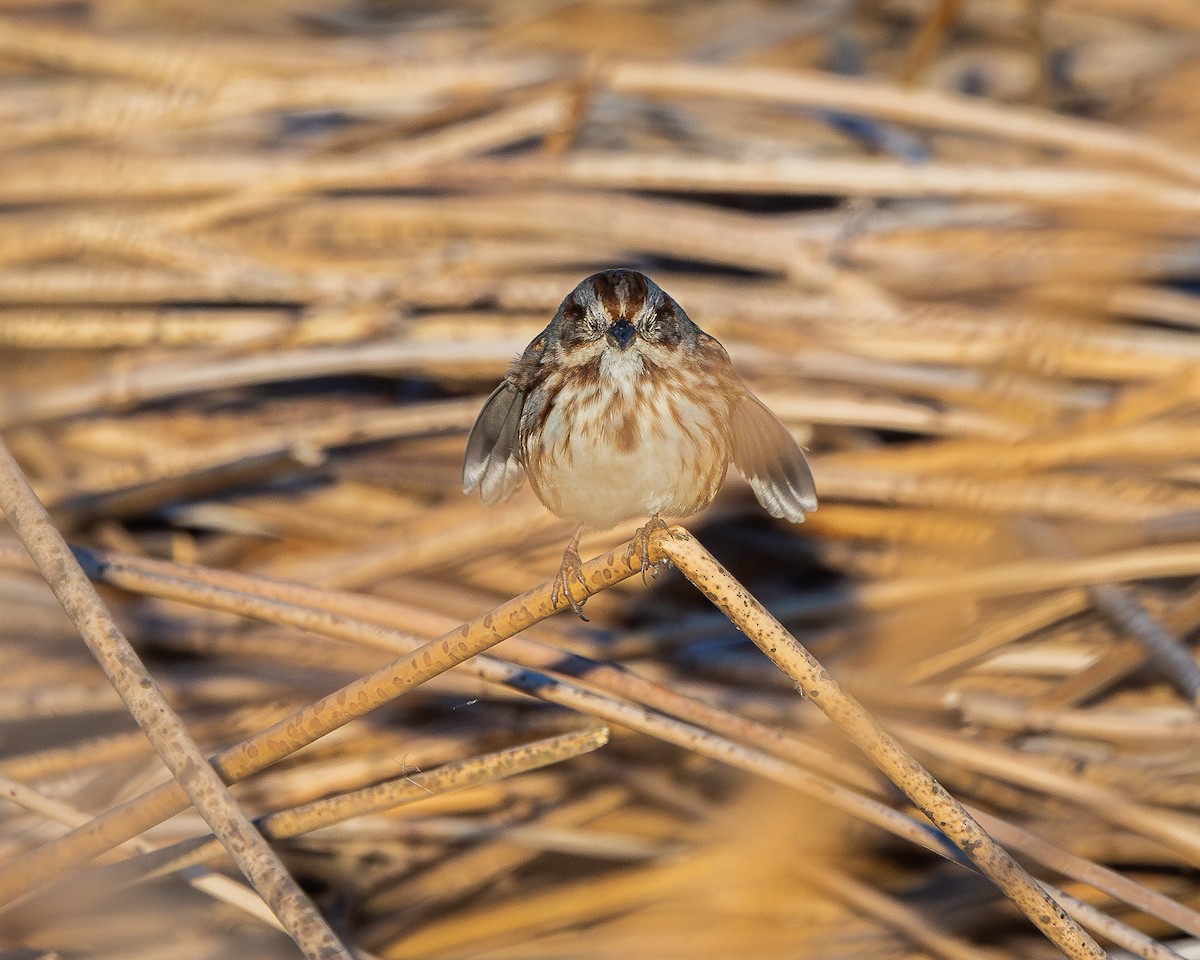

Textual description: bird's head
[548,269,696,369]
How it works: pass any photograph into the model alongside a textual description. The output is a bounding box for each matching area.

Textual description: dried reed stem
[605,61,1200,186]
[121,728,610,884]
[0,534,652,907]
[441,154,1200,213]
[975,815,1200,941]
[39,540,1200,942]
[0,440,352,960]
[67,545,882,795]
[56,543,949,862]
[803,864,999,960]
[659,528,1106,960]
[0,772,285,932]
[898,724,1200,868]
[1045,889,1183,960]
[0,340,521,430]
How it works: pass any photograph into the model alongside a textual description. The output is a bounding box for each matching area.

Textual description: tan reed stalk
[0,339,522,430]
[0,534,653,907]
[0,92,570,206]
[813,463,1200,524]
[116,728,609,884]
[433,154,1200,214]
[1078,582,1200,705]
[0,440,353,960]
[658,529,1105,960]
[378,857,703,960]
[357,786,632,929]
[0,772,285,932]
[952,695,1200,745]
[905,589,1090,682]
[0,307,294,349]
[897,723,1200,866]
[1040,888,1183,960]
[8,62,548,148]
[973,813,1200,941]
[30,532,1200,950]
[801,864,1002,960]
[34,398,485,507]
[69,544,884,795]
[0,16,287,83]
[1035,643,1154,710]
[603,61,1200,186]
[793,542,1200,613]
[0,729,157,782]
[93,571,1200,945]
[51,541,948,862]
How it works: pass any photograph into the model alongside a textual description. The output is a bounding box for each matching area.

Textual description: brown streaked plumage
[464,269,817,617]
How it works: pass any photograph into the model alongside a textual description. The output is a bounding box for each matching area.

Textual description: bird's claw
[629,515,674,586]
[551,541,590,621]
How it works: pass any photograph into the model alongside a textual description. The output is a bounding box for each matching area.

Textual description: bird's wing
[731,393,817,523]
[462,380,527,504]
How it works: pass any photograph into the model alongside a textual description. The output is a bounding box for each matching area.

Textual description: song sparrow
[464,269,817,617]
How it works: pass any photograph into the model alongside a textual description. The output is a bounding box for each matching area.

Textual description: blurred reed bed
[1,0,1200,958]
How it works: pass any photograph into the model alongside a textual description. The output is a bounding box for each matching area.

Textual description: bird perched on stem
[464,269,816,617]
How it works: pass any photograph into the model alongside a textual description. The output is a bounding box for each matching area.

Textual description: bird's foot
[551,532,590,620]
[629,515,675,585]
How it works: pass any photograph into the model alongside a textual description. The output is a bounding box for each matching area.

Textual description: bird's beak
[606,318,636,350]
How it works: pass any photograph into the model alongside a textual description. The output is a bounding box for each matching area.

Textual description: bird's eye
[557,298,611,348]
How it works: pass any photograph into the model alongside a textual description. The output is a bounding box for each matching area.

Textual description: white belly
[535,434,718,529]
[525,355,732,529]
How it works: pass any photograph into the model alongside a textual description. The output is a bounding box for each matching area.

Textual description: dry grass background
[2,0,1200,957]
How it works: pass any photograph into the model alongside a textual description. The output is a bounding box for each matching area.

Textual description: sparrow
[464,268,816,616]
